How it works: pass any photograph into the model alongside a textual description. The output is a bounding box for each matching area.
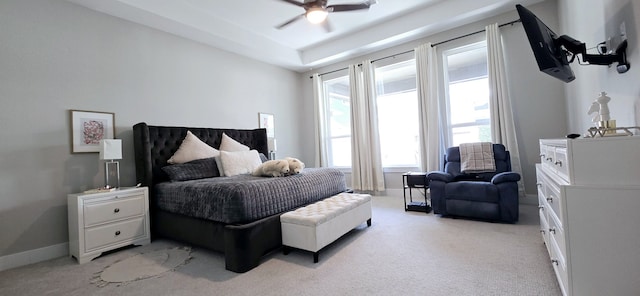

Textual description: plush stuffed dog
[252,159,290,177]
[285,157,305,175]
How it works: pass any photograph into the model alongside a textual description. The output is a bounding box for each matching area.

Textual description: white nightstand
[67,187,150,264]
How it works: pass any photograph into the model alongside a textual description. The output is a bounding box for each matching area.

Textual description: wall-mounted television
[516,4,575,82]
[516,4,629,83]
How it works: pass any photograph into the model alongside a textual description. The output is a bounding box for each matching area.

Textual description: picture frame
[258,112,275,138]
[70,110,115,153]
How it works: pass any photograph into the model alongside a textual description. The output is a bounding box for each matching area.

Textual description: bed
[132,122,347,273]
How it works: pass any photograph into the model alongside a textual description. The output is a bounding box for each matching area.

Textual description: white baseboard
[366,188,539,206]
[0,243,69,272]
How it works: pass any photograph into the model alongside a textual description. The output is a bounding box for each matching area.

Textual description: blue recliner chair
[427,144,520,223]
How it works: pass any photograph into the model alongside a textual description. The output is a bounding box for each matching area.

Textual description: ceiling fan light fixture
[306,7,328,24]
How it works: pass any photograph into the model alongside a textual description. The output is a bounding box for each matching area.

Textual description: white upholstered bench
[280,192,372,263]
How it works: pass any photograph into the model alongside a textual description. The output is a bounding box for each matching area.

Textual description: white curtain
[349,61,385,191]
[311,73,329,167]
[415,43,442,172]
[486,23,525,197]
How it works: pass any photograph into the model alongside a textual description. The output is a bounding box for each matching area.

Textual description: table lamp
[99,139,122,188]
[268,138,277,160]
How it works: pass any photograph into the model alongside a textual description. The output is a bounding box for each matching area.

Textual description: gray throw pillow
[161,157,220,181]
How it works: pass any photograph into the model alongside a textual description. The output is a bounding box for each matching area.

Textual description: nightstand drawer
[84,195,145,226]
[84,217,146,251]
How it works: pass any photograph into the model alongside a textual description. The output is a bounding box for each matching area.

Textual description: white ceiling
[66,0,544,72]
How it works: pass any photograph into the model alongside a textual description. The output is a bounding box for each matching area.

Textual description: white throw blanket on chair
[459,142,496,173]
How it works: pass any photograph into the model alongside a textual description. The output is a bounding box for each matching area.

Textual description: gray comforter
[154,168,347,224]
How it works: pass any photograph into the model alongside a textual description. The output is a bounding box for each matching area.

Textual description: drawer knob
[546,197,553,203]
[546,157,552,162]
[539,154,545,158]
[549,228,556,234]
[551,259,559,265]
[538,205,544,210]
[554,160,563,167]
[540,229,546,234]
[114,208,120,213]
[115,230,121,236]
[536,182,542,187]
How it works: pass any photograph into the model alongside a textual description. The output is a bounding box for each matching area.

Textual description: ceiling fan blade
[276,0,305,7]
[327,3,371,12]
[275,13,306,29]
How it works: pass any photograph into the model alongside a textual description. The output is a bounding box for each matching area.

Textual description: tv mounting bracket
[556,35,630,73]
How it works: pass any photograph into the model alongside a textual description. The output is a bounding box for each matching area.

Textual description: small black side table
[402,172,431,213]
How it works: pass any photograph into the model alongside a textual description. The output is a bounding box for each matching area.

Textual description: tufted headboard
[133,122,268,192]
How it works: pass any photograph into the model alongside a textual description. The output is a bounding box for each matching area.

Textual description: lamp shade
[99,139,122,160]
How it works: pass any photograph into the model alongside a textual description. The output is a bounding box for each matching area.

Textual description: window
[323,75,351,167]
[443,42,491,147]
[374,59,419,168]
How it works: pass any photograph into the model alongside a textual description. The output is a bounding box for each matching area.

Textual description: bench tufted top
[280,193,371,226]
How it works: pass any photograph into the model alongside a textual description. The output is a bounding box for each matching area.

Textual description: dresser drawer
[84,217,147,251]
[553,147,569,183]
[536,165,546,200]
[541,170,564,225]
[84,195,145,227]
[550,234,569,296]
[539,140,570,184]
[539,206,550,255]
[548,211,566,258]
[540,144,555,174]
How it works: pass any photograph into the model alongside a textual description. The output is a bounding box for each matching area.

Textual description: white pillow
[219,150,262,177]
[214,155,224,177]
[167,131,220,164]
[220,133,250,152]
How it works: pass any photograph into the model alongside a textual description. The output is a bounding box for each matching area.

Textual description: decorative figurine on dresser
[67,186,150,263]
[537,94,640,295]
[585,92,640,137]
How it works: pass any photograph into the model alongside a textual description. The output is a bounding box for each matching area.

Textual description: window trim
[374,58,421,168]
[441,41,490,147]
[321,71,351,168]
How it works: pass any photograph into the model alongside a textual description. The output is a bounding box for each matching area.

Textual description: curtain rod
[431,19,521,47]
[309,19,521,79]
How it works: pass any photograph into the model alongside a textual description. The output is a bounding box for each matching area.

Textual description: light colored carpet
[0,193,561,296]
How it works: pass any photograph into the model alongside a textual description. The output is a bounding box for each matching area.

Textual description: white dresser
[537,137,640,296]
[68,187,150,263]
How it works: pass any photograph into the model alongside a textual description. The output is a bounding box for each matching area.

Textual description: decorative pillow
[214,155,224,177]
[167,131,220,164]
[215,133,252,176]
[220,133,250,152]
[162,157,219,181]
[219,150,262,177]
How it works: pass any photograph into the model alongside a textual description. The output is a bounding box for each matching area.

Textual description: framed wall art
[258,112,275,138]
[70,110,115,153]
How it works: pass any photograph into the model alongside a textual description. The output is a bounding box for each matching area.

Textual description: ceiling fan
[275,0,376,32]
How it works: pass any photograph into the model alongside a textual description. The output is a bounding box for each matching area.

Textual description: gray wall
[0,0,301,259]
[559,0,640,131]
[299,0,567,198]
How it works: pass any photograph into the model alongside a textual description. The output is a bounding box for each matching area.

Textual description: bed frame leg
[367,218,372,227]
[283,246,290,255]
[313,252,319,263]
